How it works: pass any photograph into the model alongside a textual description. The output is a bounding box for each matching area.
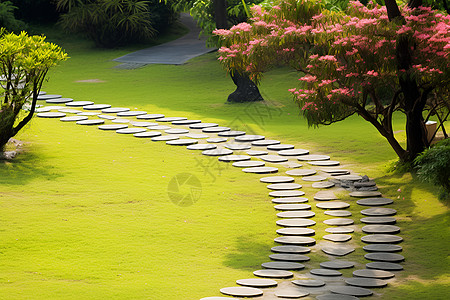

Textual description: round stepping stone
[274,204,311,211]
[187,144,216,150]
[308,160,340,166]
[149,125,171,130]
[206,137,227,143]
[232,161,265,168]
[260,176,295,183]
[101,107,130,113]
[134,131,161,138]
[189,123,218,129]
[312,181,335,189]
[317,295,359,300]
[345,277,387,288]
[98,124,129,131]
[136,113,164,119]
[246,150,268,156]
[325,210,352,217]
[361,234,403,244]
[267,144,295,151]
[267,183,302,190]
[60,116,88,122]
[165,128,189,134]
[362,225,400,234]
[253,269,293,278]
[350,191,382,198]
[37,94,61,100]
[112,118,130,123]
[58,108,82,114]
[324,218,354,226]
[321,169,351,175]
[361,208,397,216]
[251,139,280,146]
[297,154,330,161]
[316,202,350,210]
[272,197,308,204]
[310,269,342,276]
[224,143,251,150]
[260,155,288,163]
[353,269,395,279]
[218,130,246,137]
[37,112,66,118]
[78,112,100,116]
[116,128,147,134]
[200,297,231,300]
[172,119,201,125]
[277,211,315,218]
[363,244,402,252]
[302,175,327,182]
[151,117,186,122]
[274,236,316,246]
[269,190,305,197]
[360,217,396,224]
[322,246,355,256]
[320,260,355,269]
[130,121,157,127]
[323,234,352,242]
[365,252,405,262]
[262,261,305,270]
[220,286,263,297]
[151,135,179,141]
[325,227,354,234]
[235,135,265,142]
[46,97,73,104]
[83,104,111,110]
[76,119,105,125]
[219,155,251,162]
[66,101,94,107]
[202,126,230,133]
[329,286,373,297]
[315,191,338,201]
[278,149,309,156]
[269,254,310,262]
[202,149,233,156]
[98,114,116,120]
[276,219,316,228]
[334,174,363,181]
[292,279,325,287]
[271,245,310,254]
[286,169,317,177]
[236,278,277,288]
[166,139,198,146]
[116,111,147,117]
[243,167,278,174]
[366,262,403,271]
[276,227,315,235]
[282,162,302,168]
[184,133,209,139]
[357,198,393,206]
[275,288,310,298]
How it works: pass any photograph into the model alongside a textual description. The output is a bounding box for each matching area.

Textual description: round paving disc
[316,295,359,300]
[46,97,73,104]
[282,162,302,168]
[312,181,336,189]
[66,101,94,107]
[98,124,129,130]
[220,286,263,297]
[334,174,363,181]
[272,197,308,204]
[308,161,340,166]
[184,133,209,139]
[130,121,157,127]
[267,183,302,190]
[235,135,265,142]
[353,269,395,279]
[246,150,268,156]
[362,225,400,234]
[357,198,393,206]
[76,119,105,125]
[116,128,147,134]
[321,169,351,175]
[133,131,161,138]
[361,208,397,216]
[360,217,396,224]
[297,154,330,161]
[218,130,246,137]
[253,269,293,278]
[260,176,295,183]
[236,278,277,288]
[116,111,147,117]
[37,94,61,100]
[251,139,280,146]
[320,260,355,269]
[292,279,325,287]
[276,219,316,228]
[172,119,201,125]
[224,143,252,150]
[187,144,216,150]
[269,190,305,197]
[78,112,100,116]
[202,149,233,156]
[98,114,116,120]
[202,126,230,133]
[189,122,218,129]
[310,269,342,276]
[277,211,315,219]
[262,261,305,270]
[361,234,403,244]
[365,252,405,262]
[271,245,310,254]
[278,149,309,156]
[156,117,187,122]
[325,210,352,217]
[232,161,265,168]
[112,118,130,124]
[83,104,111,110]
[302,175,327,182]
[274,204,311,211]
[366,262,403,271]
[325,227,354,234]
[324,218,354,226]
[149,125,171,130]
[276,227,315,235]
[219,155,251,162]
[329,286,373,297]
[59,108,82,114]
[206,137,227,143]
[60,116,88,122]
[314,191,338,201]
[345,277,387,288]
[165,128,189,134]
[274,236,316,246]
[136,113,164,119]
[323,234,352,242]
[322,246,355,257]
[363,244,402,252]
[37,112,66,118]
[269,254,310,262]
[243,167,278,174]
[275,288,310,298]
[267,144,295,151]
[316,202,350,210]
[166,139,198,146]
[286,169,317,177]
[350,191,382,198]
[101,107,130,114]
[151,135,179,141]
[260,155,289,163]
[200,297,232,300]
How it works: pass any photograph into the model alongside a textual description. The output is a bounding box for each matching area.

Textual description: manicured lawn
[0,27,448,299]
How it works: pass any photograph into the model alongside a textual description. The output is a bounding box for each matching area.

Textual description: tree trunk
[227,72,264,103]
[213,0,228,29]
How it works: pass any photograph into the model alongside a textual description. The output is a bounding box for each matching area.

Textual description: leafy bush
[414,139,450,200]
[0,1,27,32]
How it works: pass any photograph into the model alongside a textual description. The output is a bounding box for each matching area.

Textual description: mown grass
[0,25,449,299]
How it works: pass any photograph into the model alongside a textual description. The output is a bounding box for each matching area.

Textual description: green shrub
[0,1,27,32]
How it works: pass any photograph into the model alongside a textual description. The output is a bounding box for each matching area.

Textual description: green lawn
[0,27,448,299]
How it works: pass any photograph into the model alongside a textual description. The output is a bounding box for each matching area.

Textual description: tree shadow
[223,235,273,272]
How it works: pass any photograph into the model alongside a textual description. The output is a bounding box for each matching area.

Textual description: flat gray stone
[310,269,342,276]
[76,119,105,125]
[83,104,111,110]
[246,150,268,156]
[292,279,325,287]
[312,181,336,189]
[253,269,293,278]
[98,124,129,130]
[202,126,230,133]
[365,252,404,262]
[270,254,310,262]
[172,119,201,125]
[236,278,277,288]
[325,227,354,234]
[37,94,62,100]
[98,114,116,120]
[324,218,354,226]
[315,191,339,201]
[77,112,101,116]
[46,97,73,104]
[269,190,305,197]
[260,176,295,183]
[136,113,164,119]
[112,118,131,123]
[278,149,309,156]
[357,198,393,206]
[58,108,82,114]
[219,155,251,162]
[276,227,315,235]
[189,123,218,129]
[166,139,198,146]
[165,128,189,134]
[260,155,289,163]
[308,160,340,166]
[66,101,94,107]
[235,135,265,142]
[200,297,232,300]
[297,154,330,161]
[243,166,278,174]
[116,127,147,134]
[334,174,363,181]
[353,269,395,279]
[267,144,295,151]
[272,197,308,204]
[320,260,355,269]
[274,236,316,246]
[323,234,352,242]
[232,161,265,168]
[345,277,387,288]
[363,244,402,252]
[36,106,63,113]
[149,125,171,130]
[302,175,327,182]
[274,204,311,211]
[60,116,89,122]
[275,288,310,298]
[316,295,359,300]
[277,211,315,218]
[224,143,251,150]
[360,217,396,224]
[133,131,161,138]
[350,191,382,198]
[218,130,246,137]
[361,234,403,244]
[325,210,352,217]
[262,261,305,270]
[276,219,316,228]
[322,246,355,256]
[187,144,216,150]
[184,133,209,139]
[321,169,351,175]
[116,111,147,117]
[206,137,227,143]
[151,135,179,141]
[154,117,187,122]
[366,262,403,271]
[101,107,130,113]
[130,121,158,127]
[37,112,66,118]
[329,286,373,297]
[202,149,233,156]
[267,183,302,190]
[271,245,310,254]
[316,202,350,210]
[282,162,303,168]
[220,286,263,297]
[361,208,397,216]
[251,139,280,146]
[362,225,400,234]
[286,169,317,176]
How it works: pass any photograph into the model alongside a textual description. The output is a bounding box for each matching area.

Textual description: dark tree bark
[228,72,264,103]
[213,0,228,29]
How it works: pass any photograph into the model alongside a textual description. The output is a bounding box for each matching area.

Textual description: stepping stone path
[38,95,404,299]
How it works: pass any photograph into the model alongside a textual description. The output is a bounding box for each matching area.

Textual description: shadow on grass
[223,235,272,272]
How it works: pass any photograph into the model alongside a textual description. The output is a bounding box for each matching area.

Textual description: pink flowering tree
[214,0,450,162]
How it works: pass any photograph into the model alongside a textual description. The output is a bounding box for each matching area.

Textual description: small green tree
[0,30,67,153]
